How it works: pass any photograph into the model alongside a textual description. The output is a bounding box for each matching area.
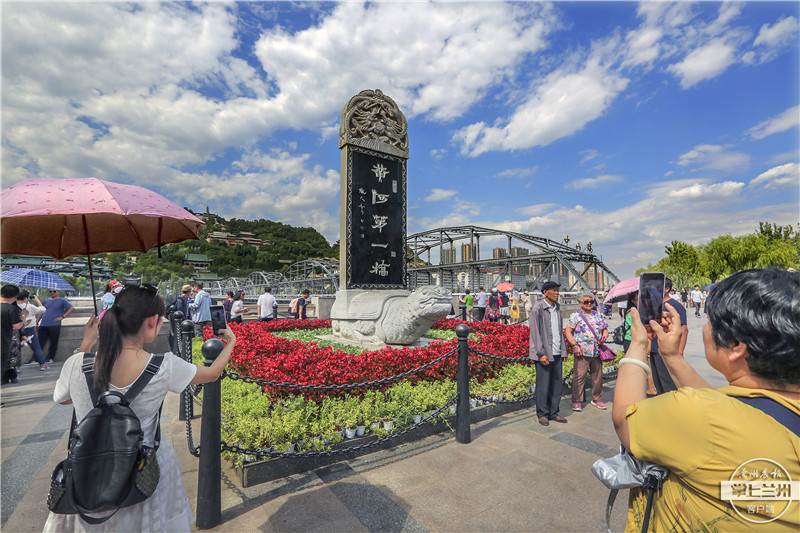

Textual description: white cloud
[429,149,448,161]
[455,58,629,156]
[676,144,750,173]
[567,174,622,189]
[749,162,800,189]
[666,181,745,200]
[1,1,560,188]
[579,149,601,165]
[517,203,558,216]
[425,188,458,202]
[746,106,799,140]
[668,39,736,88]
[494,167,537,179]
[253,1,558,122]
[754,16,798,48]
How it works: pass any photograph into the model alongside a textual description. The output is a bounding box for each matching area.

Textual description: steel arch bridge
[407,225,619,293]
[205,259,340,302]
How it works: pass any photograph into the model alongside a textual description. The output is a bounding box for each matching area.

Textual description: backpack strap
[735,396,800,437]
[123,354,164,403]
[81,353,102,406]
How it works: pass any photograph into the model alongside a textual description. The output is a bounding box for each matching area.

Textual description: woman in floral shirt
[565,290,609,412]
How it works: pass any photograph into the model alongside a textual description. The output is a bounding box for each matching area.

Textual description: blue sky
[2,1,798,280]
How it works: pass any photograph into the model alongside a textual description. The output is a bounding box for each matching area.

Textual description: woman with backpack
[44,284,236,532]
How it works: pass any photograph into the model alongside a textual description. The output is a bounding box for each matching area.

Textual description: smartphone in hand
[210,305,226,336]
[639,272,665,325]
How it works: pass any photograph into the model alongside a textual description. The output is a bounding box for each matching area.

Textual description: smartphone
[210,305,226,335]
[638,272,665,325]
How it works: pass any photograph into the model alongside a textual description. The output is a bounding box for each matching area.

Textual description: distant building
[193,271,221,284]
[492,248,507,259]
[1,255,112,280]
[205,231,270,249]
[511,247,529,257]
[441,246,457,264]
[461,243,476,262]
[183,254,211,270]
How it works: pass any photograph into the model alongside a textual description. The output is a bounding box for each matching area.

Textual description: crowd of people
[2,266,797,531]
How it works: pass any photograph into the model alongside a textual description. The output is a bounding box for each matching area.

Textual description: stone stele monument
[330,89,451,345]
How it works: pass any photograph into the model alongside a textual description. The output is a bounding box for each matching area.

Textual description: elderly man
[529,281,568,426]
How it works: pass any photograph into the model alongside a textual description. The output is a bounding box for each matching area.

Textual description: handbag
[7,329,21,368]
[592,445,669,533]
[577,311,616,362]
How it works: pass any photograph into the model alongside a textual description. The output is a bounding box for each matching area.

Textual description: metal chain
[219,395,459,460]
[222,346,458,392]
[184,385,201,457]
[469,346,533,364]
[470,391,535,405]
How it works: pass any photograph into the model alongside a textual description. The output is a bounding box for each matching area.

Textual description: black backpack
[47,353,164,524]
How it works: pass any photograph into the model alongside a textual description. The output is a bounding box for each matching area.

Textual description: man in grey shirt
[529,281,567,426]
[474,287,488,321]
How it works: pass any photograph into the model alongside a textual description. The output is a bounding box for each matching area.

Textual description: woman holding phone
[45,284,236,531]
[612,269,799,532]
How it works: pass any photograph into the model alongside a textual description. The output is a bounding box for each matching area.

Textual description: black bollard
[459,304,466,321]
[170,310,183,355]
[455,324,471,444]
[196,338,224,529]
[179,318,194,421]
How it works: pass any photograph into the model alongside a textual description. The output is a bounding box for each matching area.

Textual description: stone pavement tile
[395,480,487,532]
[254,484,367,533]
[3,474,52,532]
[358,455,435,496]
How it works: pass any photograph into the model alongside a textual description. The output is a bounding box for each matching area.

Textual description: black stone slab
[345,147,407,289]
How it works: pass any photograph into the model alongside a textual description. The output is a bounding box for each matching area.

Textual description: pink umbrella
[495,282,514,292]
[603,276,639,305]
[1,177,203,311]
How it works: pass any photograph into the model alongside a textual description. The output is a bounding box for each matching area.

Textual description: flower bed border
[235,397,535,487]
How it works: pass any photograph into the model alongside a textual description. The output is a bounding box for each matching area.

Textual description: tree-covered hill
[105,214,337,283]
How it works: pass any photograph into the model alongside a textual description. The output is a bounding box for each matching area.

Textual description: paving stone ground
[1,313,721,532]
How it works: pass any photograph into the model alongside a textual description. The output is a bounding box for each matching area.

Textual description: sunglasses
[122,283,160,313]
[581,299,594,304]
[49,290,58,293]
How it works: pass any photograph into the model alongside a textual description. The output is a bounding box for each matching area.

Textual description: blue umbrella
[0,268,75,291]
[703,282,717,292]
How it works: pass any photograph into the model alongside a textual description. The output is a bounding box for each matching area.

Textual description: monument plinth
[331,89,450,345]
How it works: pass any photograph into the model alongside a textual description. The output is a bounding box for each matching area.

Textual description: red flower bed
[210,318,531,400]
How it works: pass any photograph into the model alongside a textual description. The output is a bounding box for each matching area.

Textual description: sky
[2,1,798,281]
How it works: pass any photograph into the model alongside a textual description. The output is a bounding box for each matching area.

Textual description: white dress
[44,351,197,533]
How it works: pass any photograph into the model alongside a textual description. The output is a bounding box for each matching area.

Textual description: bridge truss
[407,226,619,293]
[205,259,340,302]
[206,226,619,300]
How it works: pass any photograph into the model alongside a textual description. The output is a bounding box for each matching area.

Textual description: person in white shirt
[474,287,489,321]
[17,290,48,369]
[690,285,703,318]
[257,287,277,322]
[230,291,248,323]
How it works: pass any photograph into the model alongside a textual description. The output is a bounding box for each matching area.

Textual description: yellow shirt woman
[625,386,800,532]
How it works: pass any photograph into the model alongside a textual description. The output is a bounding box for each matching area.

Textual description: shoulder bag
[578,310,616,362]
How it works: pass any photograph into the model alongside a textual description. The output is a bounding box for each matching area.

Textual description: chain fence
[174,317,617,462]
